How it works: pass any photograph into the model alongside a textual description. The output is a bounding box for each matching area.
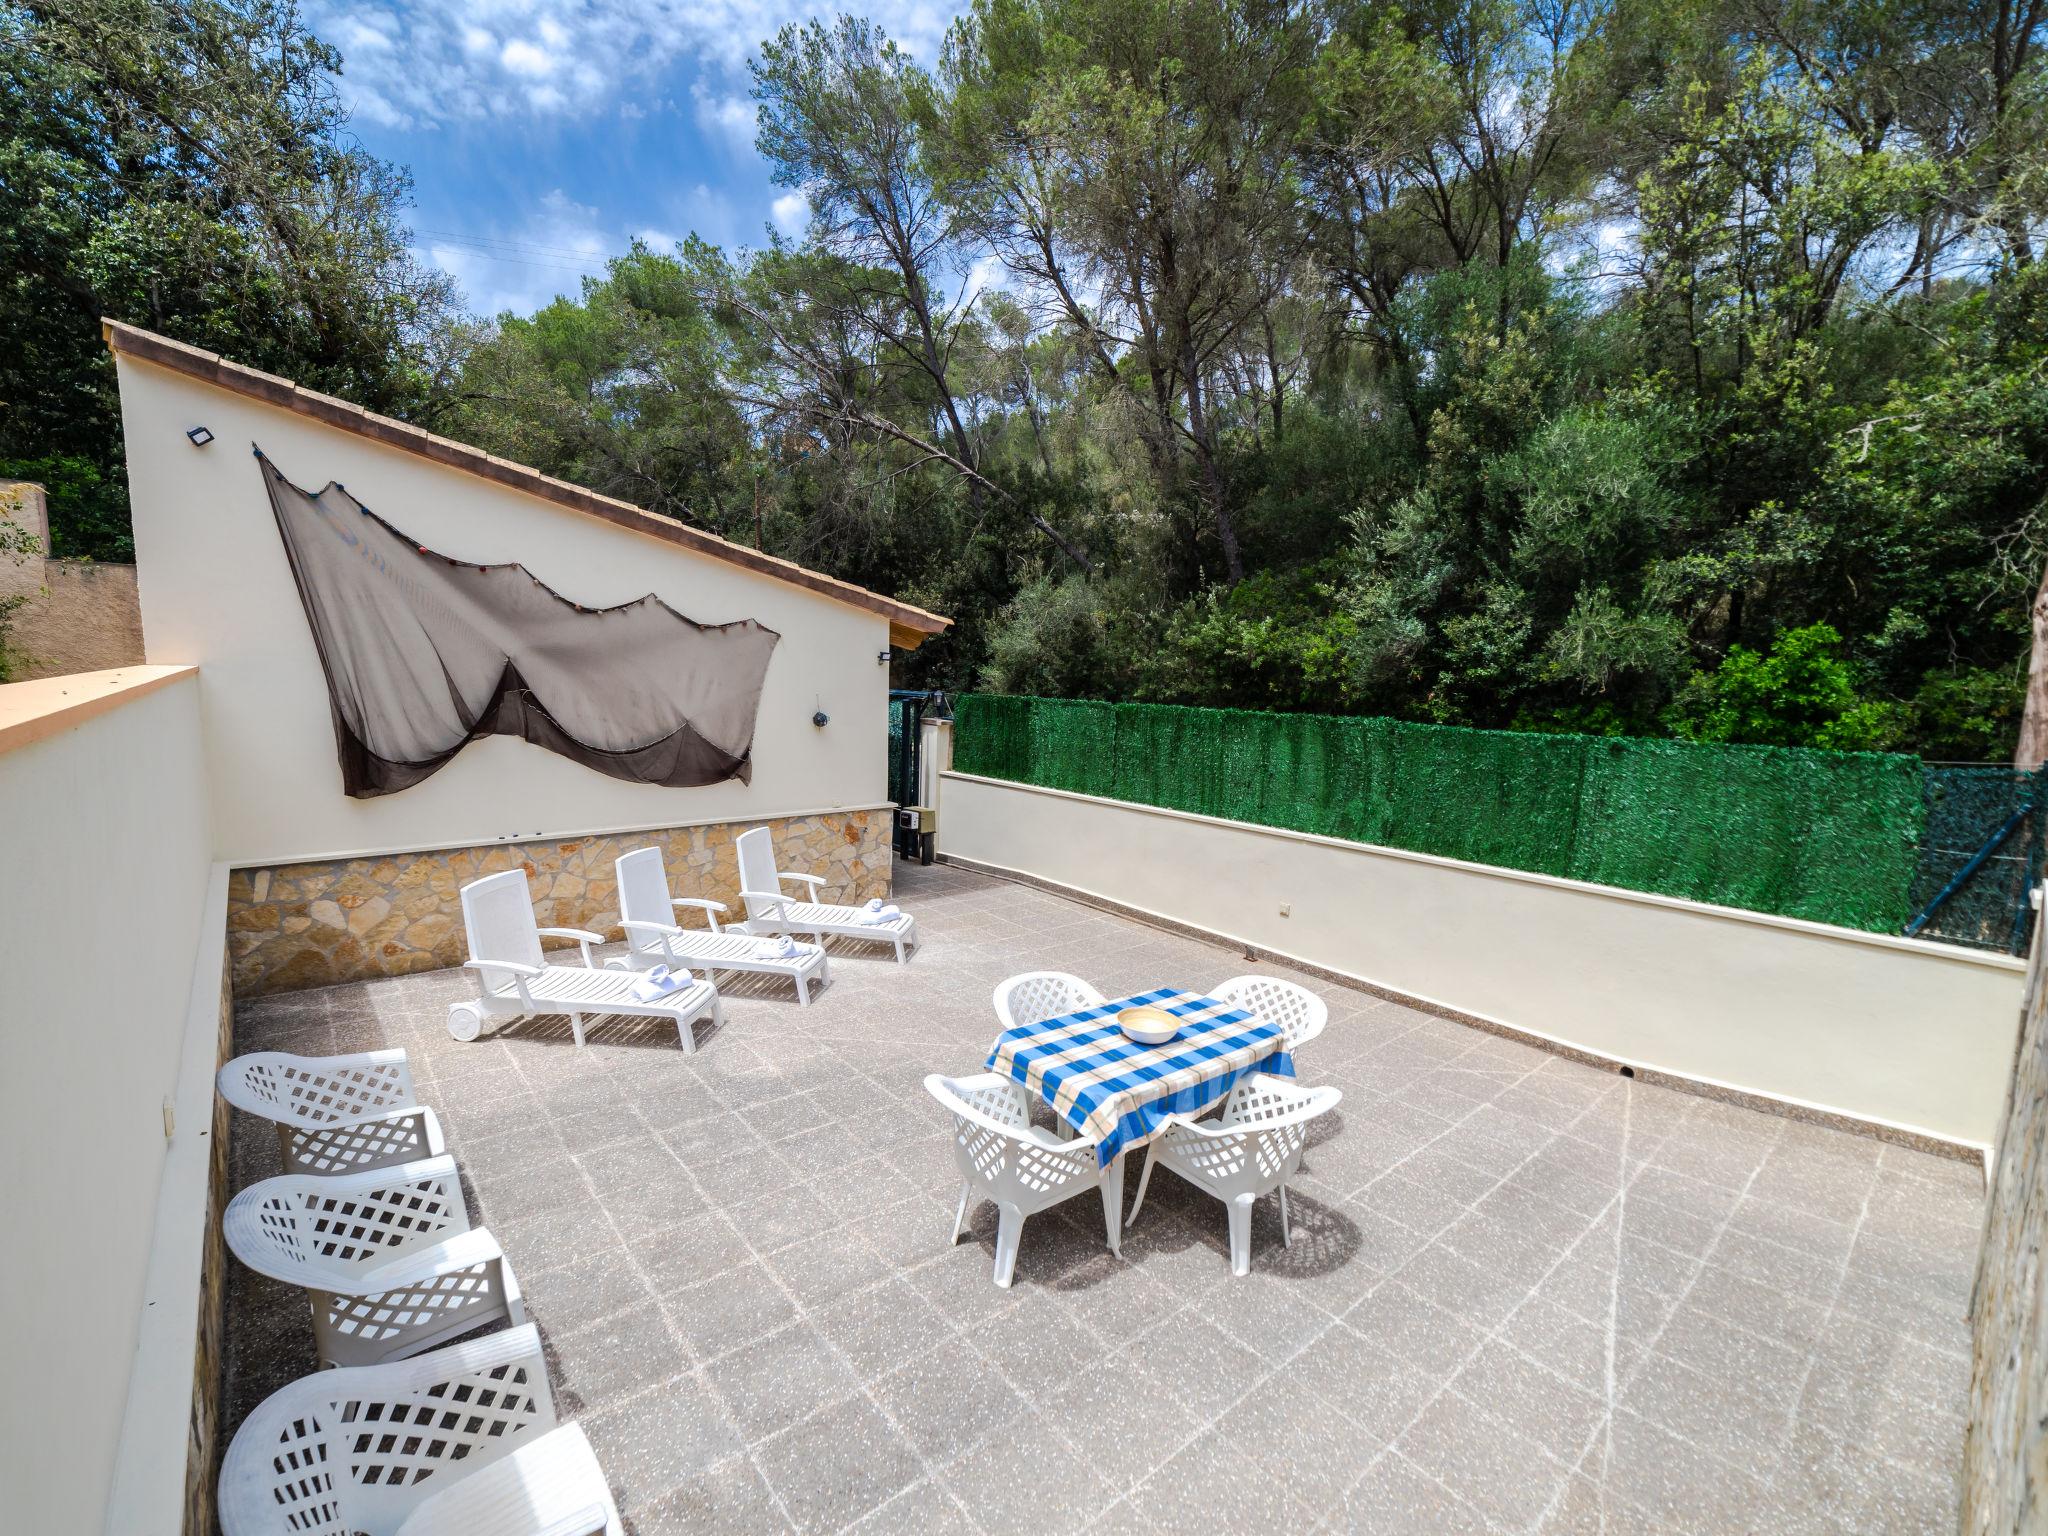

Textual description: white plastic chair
[1212,974,1329,1056]
[224,1154,524,1368]
[218,1049,446,1176]
[992,971,1107,1033]
[1125,1073,1343,1276]
[925,1072,1109,1287]
[735,826,917,962]
[217,1323,622,1536]
[612,846,830,1005]
[448,868,721,1051]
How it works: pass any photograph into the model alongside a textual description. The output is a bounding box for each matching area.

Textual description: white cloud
[500,38,555,78]
[422,188,616,316]
[770,191,808,234]
[960,252,1008,305]
[693,87,758,153]
[330,14,398,55]
[313,1,963,131]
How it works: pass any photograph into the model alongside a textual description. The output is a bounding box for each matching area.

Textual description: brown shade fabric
[258,450,780,798]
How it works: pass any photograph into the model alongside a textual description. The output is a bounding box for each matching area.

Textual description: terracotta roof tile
[103,319,950,644]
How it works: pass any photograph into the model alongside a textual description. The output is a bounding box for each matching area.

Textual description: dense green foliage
[954,692,1930,931]
[429,0,2048,760]
[0,0,455,558]
[8,0,2048,760]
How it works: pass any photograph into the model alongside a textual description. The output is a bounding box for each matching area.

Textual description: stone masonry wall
[226,808,894,995]
[1961,898,2046,1534]
[1,480,145,680]
[185,948,232,1536]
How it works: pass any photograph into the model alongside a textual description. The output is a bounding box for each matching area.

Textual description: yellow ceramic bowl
[1118,1005,1179,1046]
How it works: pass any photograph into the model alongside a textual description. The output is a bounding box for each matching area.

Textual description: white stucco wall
[939,771,2025,1150]
[0,669,216,1531]
[114,353,895,866]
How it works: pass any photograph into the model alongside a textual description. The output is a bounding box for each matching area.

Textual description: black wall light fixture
[812,709,830,727]
[186,425,215,447]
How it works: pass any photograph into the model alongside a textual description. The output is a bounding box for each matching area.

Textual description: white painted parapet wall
[0,667,226,1532]
[938,770,2024,1152]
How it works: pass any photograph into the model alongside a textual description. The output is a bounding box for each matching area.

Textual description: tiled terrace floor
[221,860,1984,1534]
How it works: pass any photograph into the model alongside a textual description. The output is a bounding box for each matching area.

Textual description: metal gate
[887,691,944,860]
[1906,764,2047,955]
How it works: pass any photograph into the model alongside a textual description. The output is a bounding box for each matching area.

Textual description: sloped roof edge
[102,319,950,647]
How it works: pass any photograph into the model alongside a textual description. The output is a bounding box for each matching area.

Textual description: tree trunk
[1263,312,1284,441]
[887,255,1091,575]
[1181,343,1245,584]
[2016,553,2048,768]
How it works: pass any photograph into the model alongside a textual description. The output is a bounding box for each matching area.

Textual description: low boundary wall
[938,770,2024,1154]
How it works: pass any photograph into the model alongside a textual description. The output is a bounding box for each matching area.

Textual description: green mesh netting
[1909,766,2045,953]
[954,694,1944,937]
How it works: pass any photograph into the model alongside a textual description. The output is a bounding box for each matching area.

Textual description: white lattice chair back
[227,1155,468,1284]
[461,868,546,986]
[735,826,778,919]
[924,1073,1097,1216]
[1213,974,1328,1054]
[224,1154,525,1368]
[615,846,675,963]
[992,971,1107,1033]
[219,1048,418,1129]
[218,1049,443,1175]
[1177,1074,1342,1189]
[1133,1072,1342,1276]
[217,1324,558,1536]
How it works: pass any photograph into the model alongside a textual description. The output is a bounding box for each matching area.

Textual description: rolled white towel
[862,897,885,913]
[632,963,694,1002]
[855,902,902,926]
[755,934,799,959]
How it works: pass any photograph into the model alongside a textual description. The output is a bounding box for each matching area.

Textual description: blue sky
[310,0,965,317]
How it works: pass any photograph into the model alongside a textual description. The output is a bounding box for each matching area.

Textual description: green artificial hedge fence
[951,694,1930,934]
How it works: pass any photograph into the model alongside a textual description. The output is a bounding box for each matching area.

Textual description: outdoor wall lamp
[877,648,891,665]
[186,425,215,447]
[812,709,830,727]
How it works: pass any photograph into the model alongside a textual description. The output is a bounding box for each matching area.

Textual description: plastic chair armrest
[1028,1125,1100,1156]
[671,897,726,934]
[1154,1109,1234,1140]
[465,958,542,976]
[465,958,540,1010]
[537,926,604,966]
[777,871,827,892]
[619,919,683,938]
[358,1226,507,1292]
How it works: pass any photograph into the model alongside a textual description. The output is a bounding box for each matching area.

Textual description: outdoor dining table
[985,987,1296,1256]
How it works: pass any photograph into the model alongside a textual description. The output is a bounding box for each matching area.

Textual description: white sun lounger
[611,846,830,1005]
[224,1154,524,1368]
[734,825,917,962]
[217,1324,622,1536]
[447,868,721,1051]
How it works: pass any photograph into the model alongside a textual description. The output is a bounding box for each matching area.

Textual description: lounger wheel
[446,1002,484,1043]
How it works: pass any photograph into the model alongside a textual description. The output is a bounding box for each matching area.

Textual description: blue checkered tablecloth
[986,988,1295,1167]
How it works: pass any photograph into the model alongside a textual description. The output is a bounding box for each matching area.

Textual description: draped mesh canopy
[259,451,780,798]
